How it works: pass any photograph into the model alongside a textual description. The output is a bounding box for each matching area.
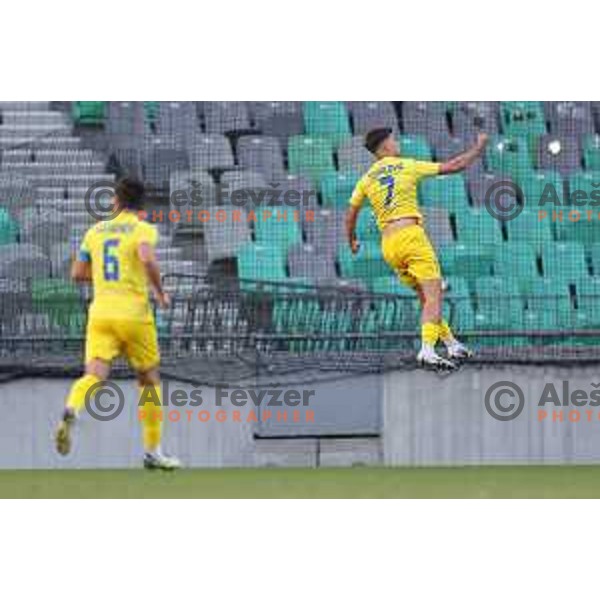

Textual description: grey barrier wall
[2,365,600,469]
[383,365,600,465]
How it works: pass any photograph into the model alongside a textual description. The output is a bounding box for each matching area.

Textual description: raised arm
[439,133,488,175]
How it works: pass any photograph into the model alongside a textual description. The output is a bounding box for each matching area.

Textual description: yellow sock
[421,322,439,347]
[438,320,455,343]
[66,373,101,415]
[139,384,163,452]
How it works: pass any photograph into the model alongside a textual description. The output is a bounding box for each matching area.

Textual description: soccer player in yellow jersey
[54,177,180,470]
[346,128,488,369]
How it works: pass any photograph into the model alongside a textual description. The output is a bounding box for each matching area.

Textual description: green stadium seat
[399,135,432,160]
[541,242,588,283]
[237,243,287,284]
[575,277,600,327]
[518,170,563,211]
[486,135,532,178]
[31,279,84,334]
[371,276,415,296]
[525,278,573,338]
[419,173,469,212]
[582,135,600,170]
[439,243,494,282]
[0,209,18,245]
[444,276,475,337]
[454,209,503,246]
[475,276,523,327]
[501,101,547,138]
[253,210,302,249]
[288,136,335,183]
[356,209,379,242]
[493,243,540,293]
[144,101,159,123]
[588,243,600,276]
[303,102,351,146]
[320,171,360,208]
[72,102,106,125]
[505,208,554,252]
[338,241,389,281]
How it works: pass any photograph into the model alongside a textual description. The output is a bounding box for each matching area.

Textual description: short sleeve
[137,222,159,248]
[78,230,91,262]
[349,177,367,208]
[413,161,441,180]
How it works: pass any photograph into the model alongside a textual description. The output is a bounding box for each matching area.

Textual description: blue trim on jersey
[79,250,91,262]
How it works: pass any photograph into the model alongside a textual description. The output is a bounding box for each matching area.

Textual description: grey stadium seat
[170,169,217,210]
[536,135,581,174]
[237,135,285,182]
[205,207,252,263]
[288,243,337,281]
[303,208,345,257]
[272,172,318,210]
[337,136,373,172]
[219,170,268,206]
[143,139,190,192]
[250,102,302,126]
[20,208,70,253]
[546,101,594,136]
[106,101,149,141]
[156,101,199,143]
[422,207,454,249]
[204,102,251,134]
[0,243,51,278]
[467,171,514,209]
[452,102,500,137]
[348,102,398,135]
[402,102,449,138]
[189,135,234,171]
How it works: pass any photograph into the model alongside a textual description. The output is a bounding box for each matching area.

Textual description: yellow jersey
[79,211,158,321]
[349,156,440,231]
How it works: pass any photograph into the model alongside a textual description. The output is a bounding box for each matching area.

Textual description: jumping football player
[346,128,488,369]
[54,177,180,470]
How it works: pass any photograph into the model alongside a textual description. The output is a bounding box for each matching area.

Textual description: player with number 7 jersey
[54,177,180,470]
[346,128,488,371]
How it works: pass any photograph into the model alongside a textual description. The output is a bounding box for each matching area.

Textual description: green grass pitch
[1,465,600,498]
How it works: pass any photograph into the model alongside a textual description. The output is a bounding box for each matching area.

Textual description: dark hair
[115,177,145,210]
[364,127,393,154]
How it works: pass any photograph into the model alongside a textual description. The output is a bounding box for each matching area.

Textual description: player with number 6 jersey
[54,177,180,470]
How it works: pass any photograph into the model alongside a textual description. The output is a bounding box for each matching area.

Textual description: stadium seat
[493,243,540,292]
[220,170,268,206]
[402,102,449,139]
[204,208,251,263]
[535,135,581,175]
[419,173,469,212]
[204,102,251,134]
[574,276,600,327]
[486,135,532,178]
[582,135,600,170]
[337,136,373,172]
[72,102,106,125]
[356,209,379,242]
[547,102,595,136]
[287,244,337,281]
[501,101,547,138]
[439,243,494,282]
[337,241,389,281]
[526,278,573,330]
[399,135,432,160]
[422,207,454,248]
[320,171,360,208]
[236,242,287,283]
[0,243,51,279]
[156,101,199,144]
[519,169,563,211]
[348,101,399,135]
[454,209,503,246]
[0,208,18,245]
[541,241,589,283]
[237,135,285,182]
[303,208,345,257]
[287,136,335,183]
[253,209,302,251]
[505,208,554,252]
[32,279,84,333]
[303,102,351,146]
[188,135,234,171]
[451,102,500,137]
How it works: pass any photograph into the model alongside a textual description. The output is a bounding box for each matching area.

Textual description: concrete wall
[3,365,600,468]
